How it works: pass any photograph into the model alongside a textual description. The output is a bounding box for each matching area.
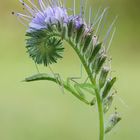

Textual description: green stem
[95,88,105,140]
[66,39,105,140]
[52,34,105,140]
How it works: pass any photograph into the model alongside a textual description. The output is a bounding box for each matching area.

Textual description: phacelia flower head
[29,6,68,30]
[13,0,114,66]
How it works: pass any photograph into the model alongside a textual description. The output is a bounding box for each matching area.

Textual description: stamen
[16,13,31,22]
[88,7,92,26]
[63,0,66,7]
[106,27,116,52]
[38,0,47,11]
[17,13,32,19]
[95,7,108,35]
[91,8,108,28]
[103,16,118,47]
[73,0,76,16]
[48,0,53,7]
[17,16,28,27]
[19,0,36,16]
[92,6,101,24]
[84,0,88,19]
[80,0,84,18]
[27,0,43,13]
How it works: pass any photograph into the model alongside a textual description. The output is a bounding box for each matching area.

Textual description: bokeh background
[0,0,140,140]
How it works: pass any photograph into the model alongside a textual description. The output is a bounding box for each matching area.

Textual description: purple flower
[69,15,86,29]
[13,0,91,32]
[30,6,68,30]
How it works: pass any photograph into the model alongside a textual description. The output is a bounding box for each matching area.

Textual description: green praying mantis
[25,62,115,114]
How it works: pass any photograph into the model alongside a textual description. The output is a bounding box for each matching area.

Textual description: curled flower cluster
[13,0,93,65]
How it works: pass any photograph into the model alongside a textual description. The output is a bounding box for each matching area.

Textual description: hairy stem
[95,88,104,140]
[66,39,105,140]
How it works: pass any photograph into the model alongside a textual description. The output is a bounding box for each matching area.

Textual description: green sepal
[103,94,113,113]
[61,25,67,40]
[99,67,110,88]
[88,43,102,63]
[46,23,54,32]
[82,34,93,53]
[26,29,46,38]
[76,24,85,44]
[102,77,117,99]
[57,20,63,32]
[68,20,74,38]
[95,55,107,74]
[105,113,121,134]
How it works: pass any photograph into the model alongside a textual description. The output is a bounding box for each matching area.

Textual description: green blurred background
[0,0,140,140]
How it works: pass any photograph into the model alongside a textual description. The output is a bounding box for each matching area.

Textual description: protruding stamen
[19,0,36,15]
[95,8,109,35]
[38,0,47,11]
[88,7,92,26]
[73,0,76,16]
[103,16,118,47]
[106,27,116,52]
[92,8,108,29]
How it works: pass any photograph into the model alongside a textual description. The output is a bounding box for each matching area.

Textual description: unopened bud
[99,67,110,88]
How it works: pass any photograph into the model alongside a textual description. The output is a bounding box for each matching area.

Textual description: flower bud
[89,43,102,63]
[102,77,116,99]
[68,20,75,38]
[103,94,113,113]
[105,113,121,133]
[76,24,85,44]
[82,33,93,52]
[99,67,110,88]
[95,55,107,74]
